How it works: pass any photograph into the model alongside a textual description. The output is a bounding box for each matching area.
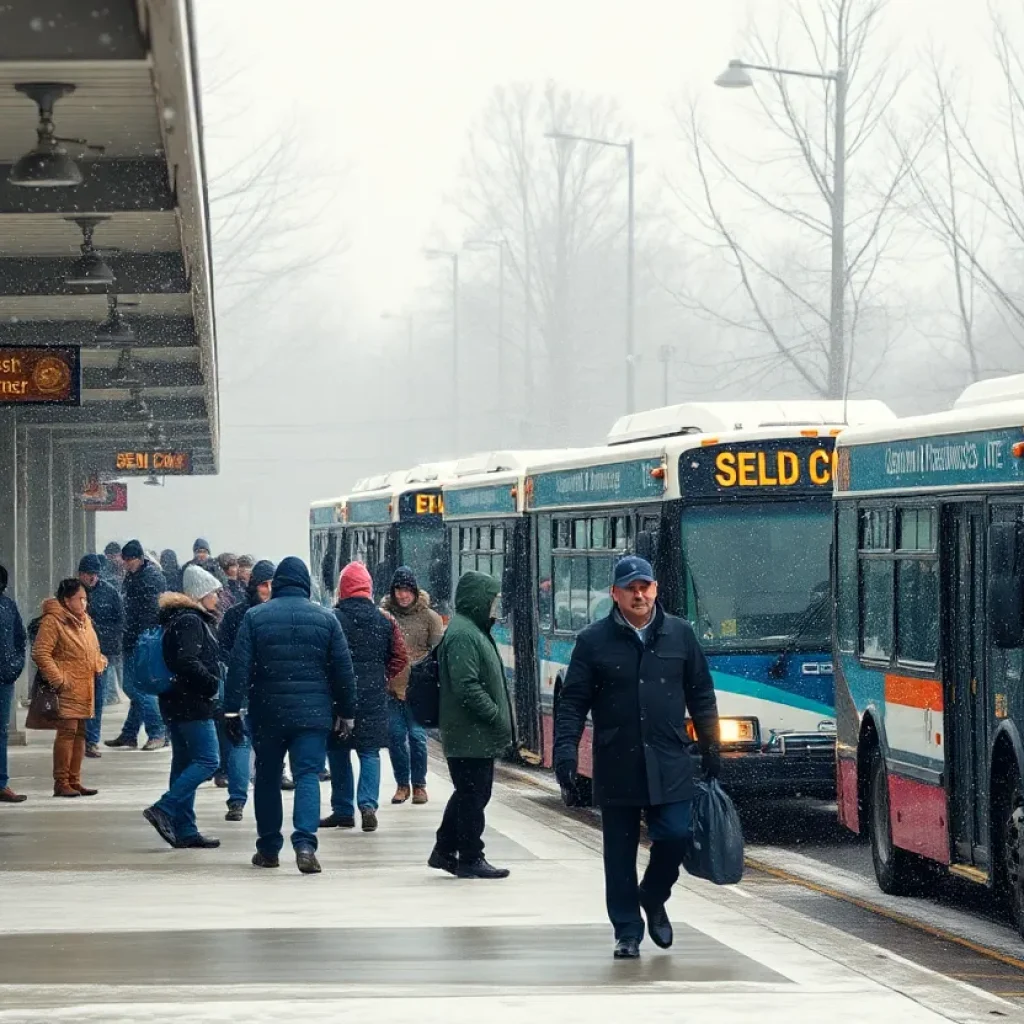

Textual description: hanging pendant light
[10,83,83,187]
[65,216,114,290]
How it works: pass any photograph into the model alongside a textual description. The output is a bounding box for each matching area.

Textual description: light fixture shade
[715,60,755,89]
[95,312,135,345]
[66,251,114,289]
[124,391,150,421]
[10,143,82,187]
[143,473,161,487]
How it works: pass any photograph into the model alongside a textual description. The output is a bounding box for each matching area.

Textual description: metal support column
[85,510,96,554]
[70,454,86,563]
[0,410,23,745]
[26,429,53,617]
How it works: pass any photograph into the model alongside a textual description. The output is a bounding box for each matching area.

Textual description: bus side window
[836,505,857,653]
[537,516,553,631]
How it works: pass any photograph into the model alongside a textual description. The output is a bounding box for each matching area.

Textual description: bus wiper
[768,594,830,679]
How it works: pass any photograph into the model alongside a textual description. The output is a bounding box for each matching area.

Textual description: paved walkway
[0,709,1010,1023]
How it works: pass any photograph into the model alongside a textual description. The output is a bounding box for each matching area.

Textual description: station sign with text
[0,347,81,405]
[111,450,193,475]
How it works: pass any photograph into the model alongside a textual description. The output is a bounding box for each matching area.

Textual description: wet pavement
[0,709,1013,1022]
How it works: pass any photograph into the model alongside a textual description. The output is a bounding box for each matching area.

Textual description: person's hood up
[338,562,373,602]
[160,549,180,573]
[273,556,311,598]
[389,565,419,600]
[158,590,216,624]
[40,596,80,627]
[454,571,500,632]
[382,590,431,617]
[0,564,8,596]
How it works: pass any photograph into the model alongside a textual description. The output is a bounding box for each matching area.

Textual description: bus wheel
[867,746,926,896]
[1000,775,1024,937]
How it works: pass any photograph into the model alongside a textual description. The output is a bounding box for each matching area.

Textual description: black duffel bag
[406,646,440,728]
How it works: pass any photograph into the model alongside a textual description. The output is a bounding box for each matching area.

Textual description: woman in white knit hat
[142,564,225,850]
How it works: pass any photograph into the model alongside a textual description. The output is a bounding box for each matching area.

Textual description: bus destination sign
[347,497,392,526]
[680,438,836,497]
[398,490,444,521]
[113,450,193,475]
[529,458,664,510]
[444,484,516,520]
[0,347,81,406]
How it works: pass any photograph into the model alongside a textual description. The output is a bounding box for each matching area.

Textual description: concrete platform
[0,710,1011,1023]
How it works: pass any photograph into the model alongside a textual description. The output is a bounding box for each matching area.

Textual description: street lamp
[715,57,848,399]
[424,249,460,450]
[464,239,507,422]
[544,130,636,414]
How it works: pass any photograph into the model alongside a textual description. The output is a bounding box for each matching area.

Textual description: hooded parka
[32,598,107,719]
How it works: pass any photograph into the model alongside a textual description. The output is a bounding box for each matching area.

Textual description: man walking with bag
[554,556,720,960]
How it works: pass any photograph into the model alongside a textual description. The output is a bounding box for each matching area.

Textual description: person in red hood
[321,562,408,833]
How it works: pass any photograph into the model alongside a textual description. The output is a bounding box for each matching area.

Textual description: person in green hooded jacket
[428,570,513,880]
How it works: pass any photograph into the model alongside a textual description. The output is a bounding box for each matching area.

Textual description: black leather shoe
[175,834,221,849]
[143,805,177,848]
[320,812,355,829]
[613,937,641,959]
[213,772,228,789]
[225,802,244,822]
[105,736,138,749]
[427,848,458,875]
[639,888,674,949]
[457,858,510,879]
[296,846,321,874]
[252,851,280,868]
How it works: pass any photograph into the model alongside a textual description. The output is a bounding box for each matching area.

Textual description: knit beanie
[121,540,144,561]
[182,564,222,601]
[390,565,419,598]
[78,554,103,574]
[250,559,276,586]
[193,537,211,555]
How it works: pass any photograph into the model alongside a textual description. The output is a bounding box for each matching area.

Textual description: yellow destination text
[713,449,836,488]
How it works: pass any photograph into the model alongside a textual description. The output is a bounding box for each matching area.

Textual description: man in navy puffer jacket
[224,557,356,874]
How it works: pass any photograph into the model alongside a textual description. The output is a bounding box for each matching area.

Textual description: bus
[834,374,1024,932]
[309,462,455,613]
[444,400,893,799]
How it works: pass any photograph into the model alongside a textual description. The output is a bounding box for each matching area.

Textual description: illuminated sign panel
[112,450,193,475]
[680,438,837,497]
[399,490,444,521]
[0,347,81,405]
[79,478,127,512]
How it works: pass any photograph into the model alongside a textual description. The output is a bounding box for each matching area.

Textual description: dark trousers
[435,757,494,863]
[600,801,693,942]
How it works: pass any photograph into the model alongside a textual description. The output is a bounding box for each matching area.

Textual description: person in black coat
[0,563,27,803]
[223,556,357,874]
[107,540,168,751]
[78,554,125,756]
[143,568,225,851]
[554,556,720,961]
[321,562,408,833]
[160,550,183,593]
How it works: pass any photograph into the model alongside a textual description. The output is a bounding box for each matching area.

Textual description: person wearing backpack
[142,565,224,850]
[428,570,513,881]
[32,579,108,798]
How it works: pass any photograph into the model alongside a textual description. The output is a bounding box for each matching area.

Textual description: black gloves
[701,742,721,781]
[555,760,579,806]
[332,717,355,743]
[223,715,246,747]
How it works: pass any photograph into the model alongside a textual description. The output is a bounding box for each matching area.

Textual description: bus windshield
[681,501,831,651]
[399,523,449,601]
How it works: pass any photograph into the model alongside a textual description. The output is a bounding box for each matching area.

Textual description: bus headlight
[718,717,759,746]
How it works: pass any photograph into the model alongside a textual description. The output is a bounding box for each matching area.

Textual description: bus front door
[947,502,989,867]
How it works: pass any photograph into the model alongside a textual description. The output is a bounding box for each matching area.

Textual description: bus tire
[867,745,926,896]
[998,771,1024,938]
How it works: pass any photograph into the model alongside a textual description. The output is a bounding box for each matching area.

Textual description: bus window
[538,516,553,631]
[895,507,939,665]
[836,505,857,653]
[611,516,629,550]
[590,518,607,549]
[320,531,338,599]
[570,557,587,629]
[554,554,572,631]
[858,508,893,661]
[589,554,613,620]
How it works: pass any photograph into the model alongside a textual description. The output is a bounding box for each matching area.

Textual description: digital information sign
[111,450,193,475]
[0,348,81,406]
[680,438,837,497]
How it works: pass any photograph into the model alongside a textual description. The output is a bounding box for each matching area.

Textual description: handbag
[25,671,61,731]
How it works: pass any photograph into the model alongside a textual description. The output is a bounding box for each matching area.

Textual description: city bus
[309,462,455,612]
[834,374,1024,933]
[449,400,893,799]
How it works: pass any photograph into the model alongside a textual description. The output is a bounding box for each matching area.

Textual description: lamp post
[544,130,636,414]
[715,58,848,399]
[425,249,460,450]
[464,239,507,422]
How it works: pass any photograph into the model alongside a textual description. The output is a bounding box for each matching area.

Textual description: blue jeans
[329,746,381,815]
[153,719,220,841]
[120,652,166,743]
[252,726,328,856]
[85,665,115,746]
[0,683,14,791]
[217,719,251,806]
[387,695,427,787]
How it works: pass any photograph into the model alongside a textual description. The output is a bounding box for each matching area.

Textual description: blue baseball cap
[613,556,655,588]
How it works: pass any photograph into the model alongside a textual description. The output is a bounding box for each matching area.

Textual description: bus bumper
[718,740,836,798]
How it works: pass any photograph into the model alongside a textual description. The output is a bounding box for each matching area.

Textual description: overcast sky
[100,0,993,561]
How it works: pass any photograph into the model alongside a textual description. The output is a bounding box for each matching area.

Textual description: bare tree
[667,0,918,399]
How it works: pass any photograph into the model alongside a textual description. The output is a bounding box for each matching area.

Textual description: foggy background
[101,0,1022,562]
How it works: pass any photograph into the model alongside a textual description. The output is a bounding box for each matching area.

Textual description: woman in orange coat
[33,578,108,797]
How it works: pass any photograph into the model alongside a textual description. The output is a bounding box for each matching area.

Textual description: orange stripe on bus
[885,674,943,711]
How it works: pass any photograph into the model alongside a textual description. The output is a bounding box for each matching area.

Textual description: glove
[332,718,355,743]
[223,714,246,747]
[701,742,721,781]
[555,760,579,806]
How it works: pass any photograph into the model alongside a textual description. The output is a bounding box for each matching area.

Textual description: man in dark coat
[183,538,228,585]
[554,556,720,960]
[321,562,407,833]
[215,558,275,819]
[78,554,125,756]
[107,540,168,751]
[224,557,357,874]
[143,571,224,851]
[0,564,27,803]
[429,570,513,880]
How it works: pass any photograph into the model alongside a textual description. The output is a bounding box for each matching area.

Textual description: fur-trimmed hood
[158,590,217,626]
[381,590,432,617]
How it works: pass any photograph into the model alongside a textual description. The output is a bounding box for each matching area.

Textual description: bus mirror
[636,530,656,563]
[989,521,1024,649]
